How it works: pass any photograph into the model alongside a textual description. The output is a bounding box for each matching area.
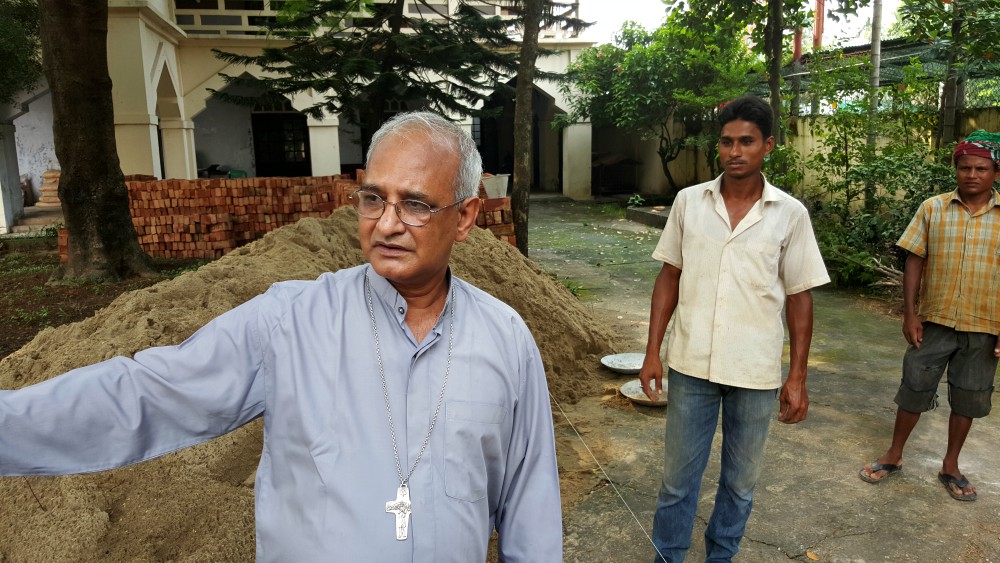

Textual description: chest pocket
[444,401,507,502]
[736,239,781,290]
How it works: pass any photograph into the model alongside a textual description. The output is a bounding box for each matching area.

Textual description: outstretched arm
[780,289,813,424]
[0,297,267,476]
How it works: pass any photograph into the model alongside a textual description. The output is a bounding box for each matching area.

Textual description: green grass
[14,307,50,324]
[158,259,212,279]
[596,203,627,218]
[0,254,53,278]
[559,278,587,298]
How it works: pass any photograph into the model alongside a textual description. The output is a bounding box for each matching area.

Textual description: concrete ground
[526,197,1000,563]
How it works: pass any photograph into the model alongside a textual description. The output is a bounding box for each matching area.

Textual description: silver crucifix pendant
[386,484,412,540]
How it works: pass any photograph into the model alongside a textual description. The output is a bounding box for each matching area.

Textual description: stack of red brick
[476,196,514,245]
[119,174,514,259]
[126,176,356,259]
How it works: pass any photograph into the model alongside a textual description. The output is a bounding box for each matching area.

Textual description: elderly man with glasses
[0,112,562,562]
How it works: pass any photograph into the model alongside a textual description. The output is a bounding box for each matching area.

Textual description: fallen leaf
[806,552,820,561]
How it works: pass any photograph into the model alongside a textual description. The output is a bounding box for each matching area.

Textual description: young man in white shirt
[639,96,829,562]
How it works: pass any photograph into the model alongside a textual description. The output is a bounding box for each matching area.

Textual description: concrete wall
[193,92,256,175]
[338,119,364,172]
[540,43,594,199]
[562,122,592,199]
[13,92,57,200]
[786,116,826,195]
[595,121,710,196]
[535,42,591,114]
[0,124,21,233]
[643,114,916,195]
[618,106,1000,197]
[959,107,1000,136]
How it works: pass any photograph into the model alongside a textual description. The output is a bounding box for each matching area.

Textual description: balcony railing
[173,0,509,37]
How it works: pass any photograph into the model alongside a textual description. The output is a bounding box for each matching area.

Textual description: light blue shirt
[0,264,562,562]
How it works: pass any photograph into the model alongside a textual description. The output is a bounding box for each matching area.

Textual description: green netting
[966,77,1000,109]
[751,38,1000,113]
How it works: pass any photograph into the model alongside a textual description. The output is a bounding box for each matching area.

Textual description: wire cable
[550,393,667,562]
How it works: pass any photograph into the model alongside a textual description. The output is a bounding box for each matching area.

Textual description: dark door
[251,113,312,177]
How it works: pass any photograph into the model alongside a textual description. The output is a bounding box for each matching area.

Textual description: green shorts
[895,322,997,418]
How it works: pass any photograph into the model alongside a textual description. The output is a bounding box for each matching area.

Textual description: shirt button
[398,307,405,315]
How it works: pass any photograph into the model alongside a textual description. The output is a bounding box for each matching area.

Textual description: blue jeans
[652,369,777,563]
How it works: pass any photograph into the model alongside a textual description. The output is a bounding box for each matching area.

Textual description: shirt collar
[945,189,1000,211]
[705,173,780,203]
[364,264,453,334]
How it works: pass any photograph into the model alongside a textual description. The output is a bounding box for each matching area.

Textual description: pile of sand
[0,207,619,562]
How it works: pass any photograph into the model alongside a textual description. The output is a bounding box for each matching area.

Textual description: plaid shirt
[897,190,1000,334]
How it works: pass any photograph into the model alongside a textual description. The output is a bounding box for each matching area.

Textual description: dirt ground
[3,199,999,562]
[0,206,619,562]
[0,238,206,359]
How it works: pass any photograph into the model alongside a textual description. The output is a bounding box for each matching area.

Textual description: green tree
[899,0,1000,145]
[665,0,811,145]
[38,0,152,280]
[664,0,871,144]
[560,16,759,194]
[216,0,585,255]
[806,53,951,286]
[214,0,532,152]
[0,0,42,109]
[504,0,587,256]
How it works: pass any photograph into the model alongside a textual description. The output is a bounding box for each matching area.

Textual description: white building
[0,0,596,234]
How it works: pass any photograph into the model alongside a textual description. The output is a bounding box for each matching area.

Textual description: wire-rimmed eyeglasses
[349,189,465,227]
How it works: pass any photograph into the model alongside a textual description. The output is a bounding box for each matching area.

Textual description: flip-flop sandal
[938,473,977,501]
[859,460,902,483]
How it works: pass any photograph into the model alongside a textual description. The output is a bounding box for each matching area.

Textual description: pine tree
[213,0,525,149]
[500,0,587,256]
[0,0,42,109]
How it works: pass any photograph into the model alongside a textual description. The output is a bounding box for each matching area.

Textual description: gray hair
[366,111,483,200]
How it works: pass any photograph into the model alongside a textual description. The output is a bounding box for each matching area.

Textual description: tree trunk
[766,0,784,145]
[658,154,680,196]
[657,132,681,196]
[39,0,151,280]
[938,0,962,146]
[512,0,543,257]
[865,0,882,212]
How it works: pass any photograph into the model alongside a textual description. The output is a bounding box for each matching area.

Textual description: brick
[487,224,515,236]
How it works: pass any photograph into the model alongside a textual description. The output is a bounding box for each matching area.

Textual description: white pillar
[562,122,592,200]
[107,14,162,179]
[115,113,161,178]
[0,123,23,234]
[307,117,342,176]
[159,119,197,179]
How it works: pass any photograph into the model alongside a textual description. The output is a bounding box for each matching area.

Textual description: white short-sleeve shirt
[652,175,830,389]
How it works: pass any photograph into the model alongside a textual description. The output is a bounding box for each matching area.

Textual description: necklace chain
[364,272,454,487]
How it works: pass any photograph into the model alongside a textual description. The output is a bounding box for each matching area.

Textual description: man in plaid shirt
[860,130,1000,501]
